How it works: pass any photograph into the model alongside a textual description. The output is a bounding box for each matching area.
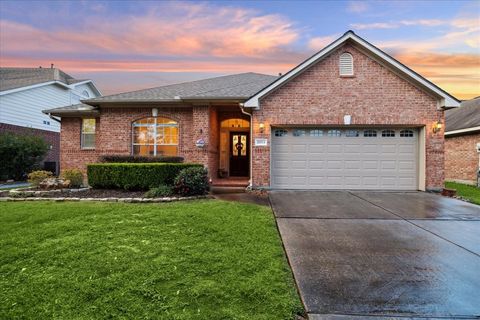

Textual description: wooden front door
[229,132,249,176]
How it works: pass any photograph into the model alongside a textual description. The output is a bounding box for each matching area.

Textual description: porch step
[210,185,247,194]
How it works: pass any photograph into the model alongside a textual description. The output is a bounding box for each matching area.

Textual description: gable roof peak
[244,30,459,109]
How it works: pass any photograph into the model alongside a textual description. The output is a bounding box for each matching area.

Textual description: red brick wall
[445,133,480,184]
[1,122,60,173]
[60,106,214,175]
[251,43,444,190]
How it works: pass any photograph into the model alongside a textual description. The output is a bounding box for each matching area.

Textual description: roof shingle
[445,97,480,132]
[85,72,277,103]
[1,67,81,92]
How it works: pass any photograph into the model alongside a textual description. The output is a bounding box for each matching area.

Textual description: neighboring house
[45,31,459,191]
[445,97,480,185]
[0,67,101,174]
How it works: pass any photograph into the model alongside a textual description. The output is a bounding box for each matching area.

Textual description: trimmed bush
[144,185,174,198]
[0,133,49,180]
[174,167,209,196]
[27,170,53,187]
[61,169,84,188]
[87,163,202,190]
[99,155,184,163]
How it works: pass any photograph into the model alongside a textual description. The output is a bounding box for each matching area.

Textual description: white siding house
[0,67,101,175]
[0,79,101,132]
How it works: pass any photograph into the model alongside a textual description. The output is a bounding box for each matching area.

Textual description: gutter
[445,126,480,136]
[47,113,61,123]
[239,103,253,189]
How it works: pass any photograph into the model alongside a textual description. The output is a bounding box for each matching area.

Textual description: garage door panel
[363,160,379,169]
[398,144,415,153]
[327,160,343,169]
[345,160,361,169]
[327,144,342,153]
[292,144,307,153]
[309,144,325,153]
[326,176,343,187]
[291,176,307,185]
[309,160,325,169]
[271,128,418,190]
[381,160,396,170]
[344,144,362,153]
[273,160,290,169]
[344,176,362,186]
[363,144,378,153]
[292,160,307,169]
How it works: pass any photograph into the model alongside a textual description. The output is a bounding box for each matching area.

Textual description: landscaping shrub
[61,169,84,188]
[27,170,53,187]
[87,163,202,190]
[0,133,49,180]
[174,167,209,196]
[144,185,174,198]
[99,155,184,163]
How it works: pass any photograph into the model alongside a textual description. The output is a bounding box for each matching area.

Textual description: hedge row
[99,155,184,163]
[87,163,202,190]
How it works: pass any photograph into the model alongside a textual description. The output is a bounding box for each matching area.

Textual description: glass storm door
[229,132,249,176]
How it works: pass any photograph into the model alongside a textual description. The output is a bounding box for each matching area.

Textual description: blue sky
[0,0,479,98]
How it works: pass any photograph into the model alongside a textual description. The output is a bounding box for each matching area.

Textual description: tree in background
[0,133,49,181]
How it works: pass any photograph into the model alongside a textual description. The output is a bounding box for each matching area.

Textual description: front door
[229,132,249,176]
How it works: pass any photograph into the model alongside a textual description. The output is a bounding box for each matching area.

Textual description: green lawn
[445,181,480,205]
[0,200,303,320]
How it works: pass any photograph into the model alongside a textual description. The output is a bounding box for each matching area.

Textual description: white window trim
[80,118,96,150]
[132,117,179,156]
[339,52,354,76]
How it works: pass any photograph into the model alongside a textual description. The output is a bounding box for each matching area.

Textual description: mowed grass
[0,200,302,320]
[445,181,480,205]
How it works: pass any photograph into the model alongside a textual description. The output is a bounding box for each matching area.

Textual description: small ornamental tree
[0,133,49,180]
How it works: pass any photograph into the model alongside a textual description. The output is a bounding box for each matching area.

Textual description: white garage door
[271,128,418,190]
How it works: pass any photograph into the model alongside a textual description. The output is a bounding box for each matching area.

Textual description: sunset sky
[1,0,479,99]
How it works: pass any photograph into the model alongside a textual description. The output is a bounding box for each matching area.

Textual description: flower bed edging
[0,195,212,202]
[9,187,91,197]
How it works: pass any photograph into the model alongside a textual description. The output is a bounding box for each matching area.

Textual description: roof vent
[339,53,353,76]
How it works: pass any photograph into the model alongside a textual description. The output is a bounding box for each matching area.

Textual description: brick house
[45,31,459,191]
[445,97,480,185]
[0,67,101,175]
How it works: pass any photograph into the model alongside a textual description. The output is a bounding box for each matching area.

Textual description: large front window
[132,117,178,156]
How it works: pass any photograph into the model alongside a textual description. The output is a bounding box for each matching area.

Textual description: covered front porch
[208,106,251,188]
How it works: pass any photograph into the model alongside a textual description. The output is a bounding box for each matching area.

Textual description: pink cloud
[0,3,299,59]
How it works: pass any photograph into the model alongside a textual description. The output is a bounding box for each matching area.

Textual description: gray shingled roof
[86,72,278,103]
[0,67,82,91]
[445,97,480,132]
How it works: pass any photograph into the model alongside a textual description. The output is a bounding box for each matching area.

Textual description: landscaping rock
[39,178,71,190]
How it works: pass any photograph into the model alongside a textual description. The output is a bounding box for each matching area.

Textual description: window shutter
[339,53,353,76]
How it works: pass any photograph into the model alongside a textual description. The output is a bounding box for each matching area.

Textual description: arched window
[132,117,178,156]
[220,118,250,128]
[82,90,90,97]
[339,52,354,76]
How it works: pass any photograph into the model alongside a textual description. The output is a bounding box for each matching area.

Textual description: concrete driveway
[270,191,480,319]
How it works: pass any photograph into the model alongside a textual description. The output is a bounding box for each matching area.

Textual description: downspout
[239,103,253,189]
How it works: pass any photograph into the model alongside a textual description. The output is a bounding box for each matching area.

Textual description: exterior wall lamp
[259,123,265,133]
[432,120,442,133]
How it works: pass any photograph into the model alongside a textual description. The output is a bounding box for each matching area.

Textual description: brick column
[191,105,210,171]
